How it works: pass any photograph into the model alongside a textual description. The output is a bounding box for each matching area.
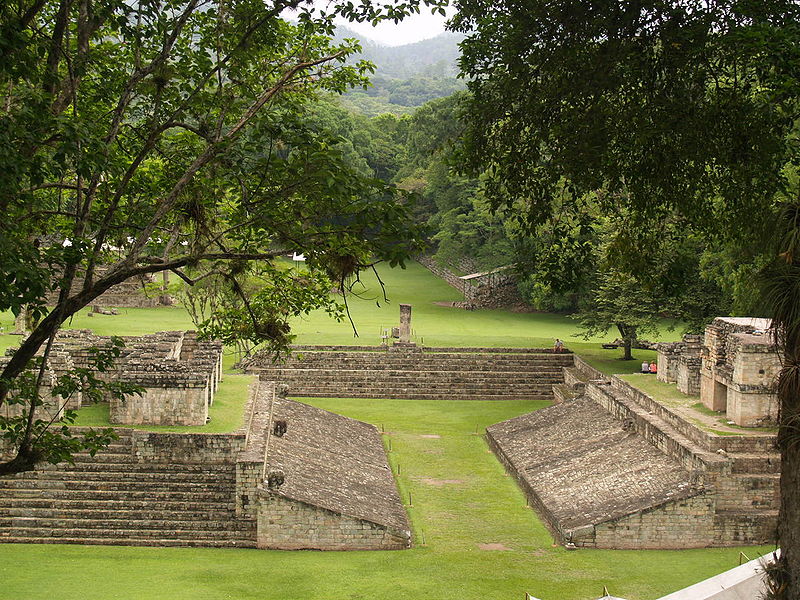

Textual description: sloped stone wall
[416,256,524,308]
[256,494,409,550]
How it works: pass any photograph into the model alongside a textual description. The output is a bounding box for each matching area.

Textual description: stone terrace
[242,345,574,401]
[51,329,223,426]
[257,396,410,550]
[0,429,256,547]
[487,396,704,548]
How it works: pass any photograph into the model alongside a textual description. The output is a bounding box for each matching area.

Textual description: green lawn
[0,397,772,600]
[285,261,683,351]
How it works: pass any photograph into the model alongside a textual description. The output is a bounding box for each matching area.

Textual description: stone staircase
[552,365,588,404]
[0,429,256,547]
[243,346,574,401]
[581,366,780,546]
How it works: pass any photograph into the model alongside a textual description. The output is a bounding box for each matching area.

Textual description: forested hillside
[314,86,769,332]
[302,24,772,333]
[333,28,466,116]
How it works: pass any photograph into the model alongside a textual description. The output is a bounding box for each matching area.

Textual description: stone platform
[241,345,573,401]
[488,357,779,549]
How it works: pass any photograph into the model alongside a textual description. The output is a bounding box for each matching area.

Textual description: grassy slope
[0,262,756,600]
[285,261,682,351]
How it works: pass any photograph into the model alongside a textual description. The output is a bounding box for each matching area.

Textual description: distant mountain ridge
[335,27,465,79]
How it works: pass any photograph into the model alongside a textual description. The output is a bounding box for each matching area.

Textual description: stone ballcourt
[0,326,783,551]
[0,343,572,550]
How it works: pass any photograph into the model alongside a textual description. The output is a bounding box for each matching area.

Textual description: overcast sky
[337,9,452,46]
[293,1,454,46]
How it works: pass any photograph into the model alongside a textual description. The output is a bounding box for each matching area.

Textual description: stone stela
[395,303,415,347]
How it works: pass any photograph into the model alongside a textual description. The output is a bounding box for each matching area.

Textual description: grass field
[0,261,757,600]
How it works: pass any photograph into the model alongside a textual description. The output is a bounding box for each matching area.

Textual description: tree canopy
[0,0,446,474]
[452,0,800,595]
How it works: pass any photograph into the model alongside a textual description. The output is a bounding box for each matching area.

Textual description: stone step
[287,349,571,358]
[729,453,781,474]
[257,369,564,382]
[258,373,564,385]
[276,376,560,385]
[0,478,235,493]
[0,536,257,548]
[2,506,239,521]
[290,345,568,354]
[54,462,236,474]
[283,352,567,358]
[264,362,568,373]
[1,526,253,540]
[69,452,134,464]
[5,516,255,532]
[277,382,560,393]
[713,509,779,544]
[0,497,238,513]
[0,488,236,503]
[13,469,235,484]
[716,474,780,510]
[289,391,553,401]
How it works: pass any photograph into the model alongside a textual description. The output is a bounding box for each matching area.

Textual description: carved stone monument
[394,304,415,347]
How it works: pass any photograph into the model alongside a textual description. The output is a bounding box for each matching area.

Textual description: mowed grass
[0,398,772,600]
[71,373,254,433]
[284,261,683,351]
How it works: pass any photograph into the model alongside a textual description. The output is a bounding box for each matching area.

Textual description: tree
[0,0,447,476]
[452,0,800,594]
[575,268,662,361]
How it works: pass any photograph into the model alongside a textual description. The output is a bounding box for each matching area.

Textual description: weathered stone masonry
[241,345,573,401]
[488,355,779,549]
[239,381,410,550]
[3,329,224,426]
[0,379,409,551]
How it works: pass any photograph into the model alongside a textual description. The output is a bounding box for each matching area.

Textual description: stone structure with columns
[699,317,779,427]
[657,317,780,428]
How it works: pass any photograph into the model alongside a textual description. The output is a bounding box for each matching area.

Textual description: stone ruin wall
[416,255,524,309]
[45,270,164,308]
[656,334,702,395]
[255,494,409,551]
[110,331,223,426]
[2,329,223,427]
[0,343,84,421]
[591,494,717,549]
[700,318,780,427]
[659,320,780,427]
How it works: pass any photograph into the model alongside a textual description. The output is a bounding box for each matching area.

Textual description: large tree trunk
[616,324,636,360]
[777,443,800,597]
[775,346,800,598]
